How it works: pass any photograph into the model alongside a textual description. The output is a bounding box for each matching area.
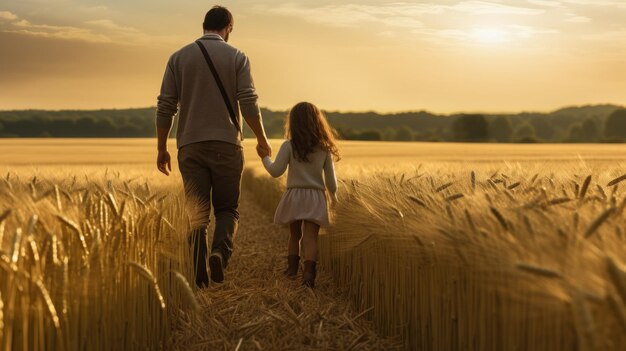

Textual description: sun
[471,27,508,44]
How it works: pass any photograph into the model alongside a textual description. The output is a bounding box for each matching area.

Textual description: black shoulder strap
[195,40,242,140]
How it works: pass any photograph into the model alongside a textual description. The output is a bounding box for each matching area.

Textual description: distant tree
[118,123,143,137]
[518,136,539,143]
[95,118,118,136]
[335,127,355,140]
[0,121,6,137]
[427,136,443,142]
[358,130,382,141]
[0,105,620,141]
[452,114,488,142]
[412,129,435,141]
[382,127,396,141]
[74,117,98,137]
[604,109,626,140]
[489,117,513,142]
[394,126,414,141]
[530,118,556,141]
[580,118,599,142]
[268,118,286,138]
[566,123,584,142]
[514,122,536,141]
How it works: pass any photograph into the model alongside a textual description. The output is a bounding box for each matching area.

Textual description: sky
[1,0,625,113]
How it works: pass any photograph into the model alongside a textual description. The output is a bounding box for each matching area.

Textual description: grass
[245,161,626,350]
[3,139,626,350]
[0,167,200,350]
[0,166,401,350]
[172,189,401,350]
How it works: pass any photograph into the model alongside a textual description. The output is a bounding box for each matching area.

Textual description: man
[155,5,271,287]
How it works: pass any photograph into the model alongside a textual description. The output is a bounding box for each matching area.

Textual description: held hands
[256,138,272,159]
[157,150,172,176]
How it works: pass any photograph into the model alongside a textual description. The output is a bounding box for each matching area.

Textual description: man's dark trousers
[177,140,244,286]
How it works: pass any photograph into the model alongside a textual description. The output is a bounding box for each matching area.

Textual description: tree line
[1,105,625,142]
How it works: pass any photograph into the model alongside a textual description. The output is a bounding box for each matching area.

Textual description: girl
[259,102,339,288]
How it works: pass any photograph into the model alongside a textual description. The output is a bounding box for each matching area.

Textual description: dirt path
[173,190,401,350]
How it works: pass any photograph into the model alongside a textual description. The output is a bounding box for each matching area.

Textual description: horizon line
[0,102,624,116]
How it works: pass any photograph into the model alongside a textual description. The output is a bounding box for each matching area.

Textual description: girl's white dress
[274,188,329,226]
[262,140,337,227]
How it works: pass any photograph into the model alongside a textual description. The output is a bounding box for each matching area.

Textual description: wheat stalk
[10,228,23,264]
[607,174,626,187]
[128,261,166,310]
[572,291,598,351]
[516,263,562,278]
[596,185,607,200]
[34,279,61,330]
[584,208,615,238]
[549,198,571,206]
[0,209,11,224]
[490,207,508,230]
[56,215,90,255]
[54,184,63,212]
[407,195,427,208]
[435,182,453,193]
[470,171,476,191]
[106,192,120,217]
[607,256,626,303]
[0,291,4,342]
[445,194,464,202]
[579,175,592,200]
[507,182,521,190]
[172,271,200,311]
[608,290,626,332]
[464,209,477,234]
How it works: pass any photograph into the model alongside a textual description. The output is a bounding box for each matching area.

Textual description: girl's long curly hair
[285,102,340,163]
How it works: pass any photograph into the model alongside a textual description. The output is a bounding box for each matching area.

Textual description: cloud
[267,3,425,29]
[525,0,626,25]
[0,12,168,45]
[526,0,563,7]
[84,5,109,13]
[424,24,558,43]
[451,1,545,15]
[564,13,591,23]
[0,11,18,21]
[508,24,560,37]
[265,1,546,30]
[4,17,112,43]
[263,2,557,44]
[528,0,626,7]
[85,19,142,35]
[561,0,626,6]
[582,29,626,43]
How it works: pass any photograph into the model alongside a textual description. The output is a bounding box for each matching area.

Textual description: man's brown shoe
[209,252,224,283]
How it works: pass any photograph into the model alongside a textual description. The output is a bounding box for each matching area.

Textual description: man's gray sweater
[156,33,261,149]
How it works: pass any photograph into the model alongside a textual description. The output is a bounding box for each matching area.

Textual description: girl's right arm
[262,141,290,178]
[323,152,338,204]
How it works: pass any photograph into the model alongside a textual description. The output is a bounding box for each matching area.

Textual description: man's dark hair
[203,6,233,31]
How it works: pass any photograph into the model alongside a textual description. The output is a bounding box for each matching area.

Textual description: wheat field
[2,139,626,350]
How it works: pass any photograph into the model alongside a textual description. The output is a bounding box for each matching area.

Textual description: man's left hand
[157,150,172,176]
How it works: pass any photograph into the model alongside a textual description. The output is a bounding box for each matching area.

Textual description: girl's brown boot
[284,255,300,278]
[302,260,317,288]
